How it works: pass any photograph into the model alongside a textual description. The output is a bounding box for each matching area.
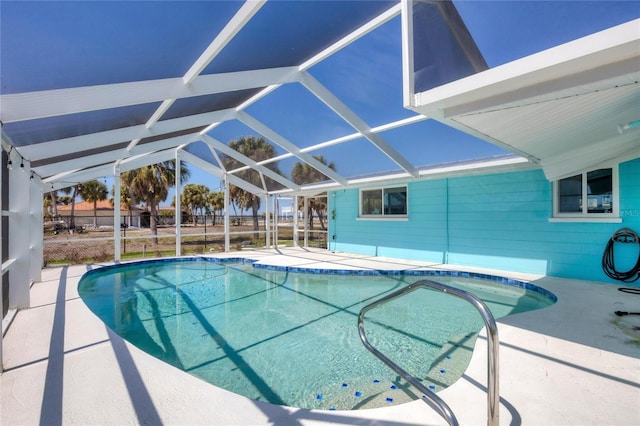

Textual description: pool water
[78,258,555,410]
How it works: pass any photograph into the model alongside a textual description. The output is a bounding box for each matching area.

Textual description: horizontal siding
[331,158,640,283]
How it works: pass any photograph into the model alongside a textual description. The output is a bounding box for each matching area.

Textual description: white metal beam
[401,0,416,107]
[43,164,112,190]
[201,134,301,192]
[237,111,348,186]
[129,1,270,152]
[35,150,131,179]
[179,150,265,195]
[300,71,419,178]
[230,114,429,172]
[33,132,201,178]
[299,2,401,71]
[175,150,182,256]
[118,149,180,174]
[113,161,121,262]
[183,0,267,84]
[1,67,297,123]
[40,150,178,192]
[18,109,234,162]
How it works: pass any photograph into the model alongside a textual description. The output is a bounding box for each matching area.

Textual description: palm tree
[181,183,209,225]
[291,155,336,230]
[78,179,108,228]
[111,183,138,228]
[121,160,190,244]
[206,190,224,225]
[223,136,282,237]
[60,185,79,230]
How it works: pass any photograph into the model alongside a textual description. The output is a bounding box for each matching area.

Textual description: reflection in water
[79,260,555,410]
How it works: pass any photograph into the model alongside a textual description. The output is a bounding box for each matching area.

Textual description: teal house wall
[328,158,640,284]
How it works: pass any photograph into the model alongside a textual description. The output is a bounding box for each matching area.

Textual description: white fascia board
[18,109,235,161]
[412,19,640,116]
[299,72,419,177]
[236,111,348,186]
[179,150,265,195]
[183,0,267,83]
[201,134,300,192]
[1,67,297,123]
[283,156,534,194]
[444,56,639,118]
[417,155,533,179]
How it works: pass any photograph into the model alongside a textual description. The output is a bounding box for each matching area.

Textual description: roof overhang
[408,18,640,181]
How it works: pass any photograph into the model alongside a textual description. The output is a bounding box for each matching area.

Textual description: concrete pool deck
[1,247,639,425]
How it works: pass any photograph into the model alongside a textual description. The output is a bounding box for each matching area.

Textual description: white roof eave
[408,18,640,181]
[410,19,640,117]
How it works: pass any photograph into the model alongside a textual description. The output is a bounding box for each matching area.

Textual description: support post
[113,162,121,262]
[29,170,43,282]
[224,178,230,252]
[273,196,278,247]
[265,194,270,248]
[8,153,30,309]
[303,196,309,248]
[175,151,182,256]
[293,196,299,247]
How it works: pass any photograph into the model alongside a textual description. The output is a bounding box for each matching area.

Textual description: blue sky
[2,1,637,213]
[167,0,638,212]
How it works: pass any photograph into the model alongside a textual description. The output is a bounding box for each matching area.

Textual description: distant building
[57,200,143,229]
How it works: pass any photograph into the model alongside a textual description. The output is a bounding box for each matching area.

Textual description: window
[360,186,407,217]
[553,167,619,220]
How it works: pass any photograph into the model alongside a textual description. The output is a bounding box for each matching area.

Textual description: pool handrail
[357,279,499,426]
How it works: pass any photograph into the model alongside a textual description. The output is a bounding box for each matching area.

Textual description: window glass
[558,174,582,213]
[587,169,613,213]
[384,187,407,215]
[555,167,616,217]
[362,189,382,215]
[360,186,407,217]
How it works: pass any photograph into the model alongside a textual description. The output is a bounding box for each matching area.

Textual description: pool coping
[83,254,559,303]
[2,247,639,425]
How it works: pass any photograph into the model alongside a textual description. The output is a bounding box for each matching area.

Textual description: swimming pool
[78,257,556,410]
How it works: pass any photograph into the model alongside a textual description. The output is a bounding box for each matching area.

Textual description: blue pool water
[78,258,556,410]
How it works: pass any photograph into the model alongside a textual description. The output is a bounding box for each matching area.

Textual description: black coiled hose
[602,228,640,283]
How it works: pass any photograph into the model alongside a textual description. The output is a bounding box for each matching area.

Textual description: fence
[43,213,328,265]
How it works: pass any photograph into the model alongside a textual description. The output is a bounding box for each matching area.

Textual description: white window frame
[551,164,621,223]
[359,185,408,220]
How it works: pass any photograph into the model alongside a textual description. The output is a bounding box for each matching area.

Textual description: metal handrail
[357,279,499,426]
